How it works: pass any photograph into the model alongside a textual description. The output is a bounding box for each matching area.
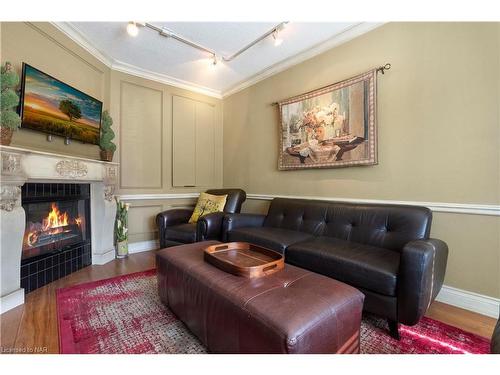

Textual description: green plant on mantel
[99,110,116,162]
[1,62,21,133]
[100,110,116,152]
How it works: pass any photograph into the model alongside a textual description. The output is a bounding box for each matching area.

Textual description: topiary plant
[1,62,21,131]
[100,110,116,152]
[99,110,116,161]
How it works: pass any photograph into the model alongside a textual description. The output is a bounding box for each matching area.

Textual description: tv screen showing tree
[20,63,102,144]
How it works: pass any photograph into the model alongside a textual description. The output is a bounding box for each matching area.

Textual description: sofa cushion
[286,237,400,296]
[263,198,432,252]
[165,223,197,243]
[322,204,432,252]
[227,227,314,254]
[263,198,327,235]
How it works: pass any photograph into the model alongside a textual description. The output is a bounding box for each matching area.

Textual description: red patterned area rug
[56,269,491,354]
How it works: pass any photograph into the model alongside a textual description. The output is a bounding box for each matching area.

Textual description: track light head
[160,28,172,37]
[273,30,283,46]
[212,54,218,66]
[126,22,139,37]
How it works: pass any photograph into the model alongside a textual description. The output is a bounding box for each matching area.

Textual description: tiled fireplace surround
[0,146,118,313]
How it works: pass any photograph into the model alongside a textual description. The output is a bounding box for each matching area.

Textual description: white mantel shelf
[0,145,119,314]
[0,145,119,166]
[0,145,119,187]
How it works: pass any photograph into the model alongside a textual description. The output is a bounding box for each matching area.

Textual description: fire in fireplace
[21,183,92,293]
[23,202,85,257]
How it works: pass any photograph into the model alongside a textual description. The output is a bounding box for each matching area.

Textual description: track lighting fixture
[126,22,139,37]
[126,21,289,64]
[272,30,283,46]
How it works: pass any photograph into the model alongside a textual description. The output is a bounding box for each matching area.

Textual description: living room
[0,0,499,371]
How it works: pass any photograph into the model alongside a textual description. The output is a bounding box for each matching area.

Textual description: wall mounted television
[19,63,103,145]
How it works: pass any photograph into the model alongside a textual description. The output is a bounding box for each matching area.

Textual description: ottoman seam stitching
[242,273,312,307]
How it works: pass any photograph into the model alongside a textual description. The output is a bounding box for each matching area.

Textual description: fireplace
[1,147,117,313]
[20,183,92,293]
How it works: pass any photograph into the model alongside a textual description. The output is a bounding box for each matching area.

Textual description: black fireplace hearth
[20,183,92,293]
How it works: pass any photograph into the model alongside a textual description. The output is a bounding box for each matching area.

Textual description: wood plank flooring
[0,250,496,354]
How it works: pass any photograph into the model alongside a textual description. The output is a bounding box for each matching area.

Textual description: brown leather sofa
[222,198,448,339]
[156,189,246,248]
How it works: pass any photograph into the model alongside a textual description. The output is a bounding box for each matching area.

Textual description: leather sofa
[222,198,448,338]
[156,189,246,248]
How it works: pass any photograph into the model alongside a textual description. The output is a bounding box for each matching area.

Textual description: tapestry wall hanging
[277,68,380,170]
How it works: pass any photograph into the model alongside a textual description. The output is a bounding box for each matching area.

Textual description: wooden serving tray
[204,242,284,278]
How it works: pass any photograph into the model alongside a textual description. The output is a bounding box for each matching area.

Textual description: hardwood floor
[426,301,496,339]
[0,250,496,354]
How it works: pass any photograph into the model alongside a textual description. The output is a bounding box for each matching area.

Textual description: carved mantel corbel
[0,151,27,211]
[103,165,118,202]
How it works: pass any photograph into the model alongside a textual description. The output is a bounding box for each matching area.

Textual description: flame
[43,203,69,230]
[24,202,83,248]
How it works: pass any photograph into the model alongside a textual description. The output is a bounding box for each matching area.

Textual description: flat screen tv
[20,63,102,145]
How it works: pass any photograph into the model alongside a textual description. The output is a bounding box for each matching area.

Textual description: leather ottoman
[156,241,365,354]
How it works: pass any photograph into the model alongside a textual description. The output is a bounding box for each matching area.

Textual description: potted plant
[114,196,130,259]
[100,110,116,161]
[1,62,21,145]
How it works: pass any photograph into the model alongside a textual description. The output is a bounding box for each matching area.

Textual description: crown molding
[51,22,114,67]
[111,60,223,98]
[51,22,383,101]
[52,22,223,99]
[221,22,385,98]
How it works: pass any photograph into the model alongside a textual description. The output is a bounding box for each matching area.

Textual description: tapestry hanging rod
[128,22,288,65]
[271,63,391,106]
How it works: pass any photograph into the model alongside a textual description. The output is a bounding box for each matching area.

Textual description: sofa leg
[388,320,400,340]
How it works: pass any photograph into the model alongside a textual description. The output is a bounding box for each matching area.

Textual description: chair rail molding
[118,193,200,201]
[246,194,500,216]
[117,193,500,216]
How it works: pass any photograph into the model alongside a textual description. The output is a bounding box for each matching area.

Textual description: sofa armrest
[156,209,193,248]
[222,213,266,241]
[397,238,448,325]
[197,212,225,241]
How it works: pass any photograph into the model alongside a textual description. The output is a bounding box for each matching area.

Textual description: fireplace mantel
[0,145,119,313]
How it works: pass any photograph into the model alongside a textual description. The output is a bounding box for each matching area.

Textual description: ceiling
[57,22,382,98]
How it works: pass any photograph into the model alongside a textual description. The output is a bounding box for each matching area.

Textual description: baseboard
[1,288,25,314]
[436,285,500,318]
[128,240,159,254]
[92,248,116,265]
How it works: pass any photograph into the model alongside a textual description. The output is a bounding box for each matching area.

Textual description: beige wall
[2,22,498,298]
[223,23,500,298]
[110,70,223,241]
[0,22,223,244]
[1,22,111,159]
